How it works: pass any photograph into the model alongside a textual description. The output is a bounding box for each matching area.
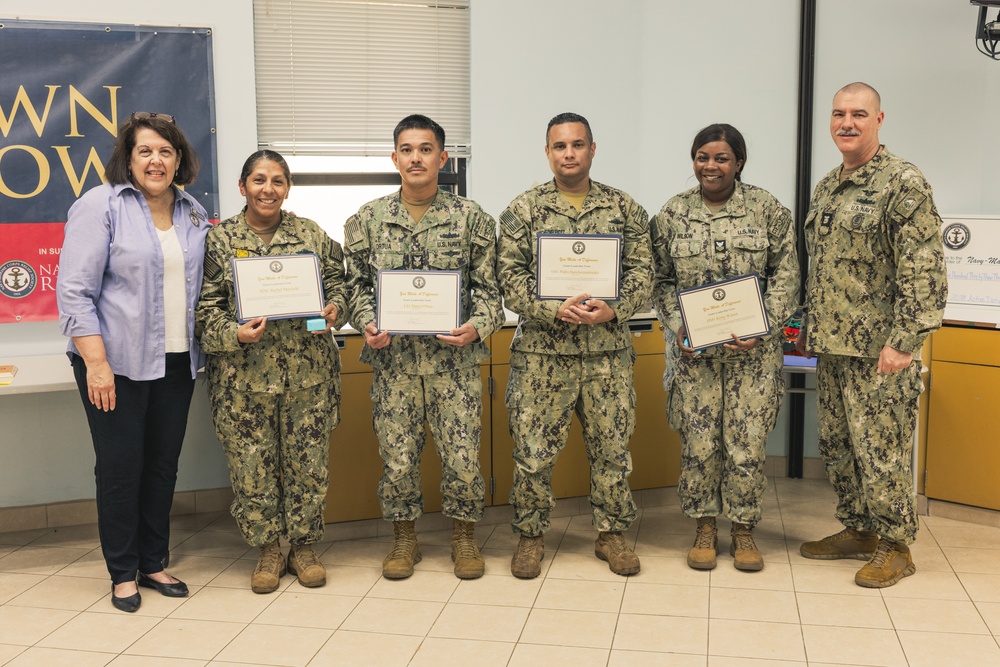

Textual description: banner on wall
[0,20,219,323]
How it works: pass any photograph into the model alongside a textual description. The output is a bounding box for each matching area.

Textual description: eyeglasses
[130,111,176,124]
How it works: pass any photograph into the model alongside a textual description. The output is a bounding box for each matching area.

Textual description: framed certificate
[232,254,325,323]
[677,273,770,350]
[535,233,622,300]
[376,270,462,335]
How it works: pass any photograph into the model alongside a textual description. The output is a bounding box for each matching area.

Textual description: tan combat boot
[800,527,878,560]
[287,543,327,588]
[855,538,916,588]
[687,517,718,570]
[511,534,544,579]
[382,520,421,579]
[730,522,764,572]
[451,519,485,579]
[595,531,640,576]
[251,540,285,594]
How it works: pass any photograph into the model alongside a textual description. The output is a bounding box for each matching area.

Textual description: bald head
[835,82,881,112]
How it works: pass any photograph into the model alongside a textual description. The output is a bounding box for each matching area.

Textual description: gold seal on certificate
[376,270,462,335]
[232,254,325,323]
[677,273,770,350]
[535,233,622,300]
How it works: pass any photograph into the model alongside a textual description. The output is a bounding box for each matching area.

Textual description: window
[283,156,466,243]
[252,0,471,157]
[253,0,471,243]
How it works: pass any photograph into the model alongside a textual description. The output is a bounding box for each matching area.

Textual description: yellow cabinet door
[924,359,1000,510]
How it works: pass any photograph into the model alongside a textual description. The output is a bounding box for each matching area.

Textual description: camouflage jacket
[343,189,503,374]
[497,179,652,355]
[803,147,947,359]
[650,181,799,344]
[195,209,348,392]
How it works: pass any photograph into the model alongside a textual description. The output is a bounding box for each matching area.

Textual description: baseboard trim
[0,487,235,534]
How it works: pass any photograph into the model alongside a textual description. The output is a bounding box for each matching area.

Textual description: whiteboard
[941,215,1000,327]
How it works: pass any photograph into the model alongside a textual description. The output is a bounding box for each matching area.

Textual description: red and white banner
[0,19,218,323]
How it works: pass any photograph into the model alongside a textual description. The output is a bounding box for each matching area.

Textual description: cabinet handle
[333,336,347,350]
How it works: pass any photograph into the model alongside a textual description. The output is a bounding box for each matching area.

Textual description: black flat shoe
[138,572,189,597]
[111,585,141,613]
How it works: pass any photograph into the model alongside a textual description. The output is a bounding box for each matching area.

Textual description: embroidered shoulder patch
[499,209,524,237]
[344,217,365,248]
[203,254,223,281]
[893,189,926,219]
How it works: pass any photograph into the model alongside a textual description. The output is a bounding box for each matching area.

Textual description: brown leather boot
[451,519,485,579]
[511,534,544,579]
[687,517,718,570]
[855,539,916,588]
[730,523,764,572]
[595,531,640,576]
[287,543,326,587]
[800,527,878,560]
[251,540,285,594]
[382,520,421,579]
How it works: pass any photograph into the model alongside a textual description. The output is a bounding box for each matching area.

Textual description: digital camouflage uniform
[497,179,653,537]
[195,210,348,547]
[651,182,799,526]
[803,147,947,544]
[343,190,503,523]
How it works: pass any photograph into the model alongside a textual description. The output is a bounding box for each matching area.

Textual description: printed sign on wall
[0,20,219,323]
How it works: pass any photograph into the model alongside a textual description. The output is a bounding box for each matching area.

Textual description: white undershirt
[156,225,189,353]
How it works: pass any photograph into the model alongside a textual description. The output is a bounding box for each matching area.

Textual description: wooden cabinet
[924,326,1000,510]
[628,320,681,489]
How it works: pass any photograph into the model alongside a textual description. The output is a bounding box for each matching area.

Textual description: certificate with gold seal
[232,254,325,323]
[535,233,622,300]
[376,270,462,335]
[677,273,770,350]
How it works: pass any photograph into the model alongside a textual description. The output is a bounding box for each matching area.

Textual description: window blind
[253,0,471,156]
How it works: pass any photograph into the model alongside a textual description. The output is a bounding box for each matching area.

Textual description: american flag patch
[344,217,364,247]
[499,210,522,236]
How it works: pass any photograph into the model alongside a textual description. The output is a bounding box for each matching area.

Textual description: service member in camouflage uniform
[651,124,798,572]
[797,83,947,588]
[196,150,348,593]
[343,115,503,580]
[498,113,652,578]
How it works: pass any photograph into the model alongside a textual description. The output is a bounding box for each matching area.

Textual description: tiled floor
[2,478,1000,666]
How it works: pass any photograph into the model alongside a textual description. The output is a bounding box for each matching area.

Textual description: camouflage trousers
[208,380,340,547]
[371,365,485,522]
[816,354,921,544]
[507,349,637,537]
[668,336,783,526]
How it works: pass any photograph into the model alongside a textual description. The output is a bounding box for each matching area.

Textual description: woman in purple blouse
[57,113,209,612]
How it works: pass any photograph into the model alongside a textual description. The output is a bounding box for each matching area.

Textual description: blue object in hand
[306,318,328,332]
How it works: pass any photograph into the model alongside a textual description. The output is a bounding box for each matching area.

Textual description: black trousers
[72,352,195,584]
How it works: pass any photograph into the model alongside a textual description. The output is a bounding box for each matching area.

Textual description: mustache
[836,129,861,137]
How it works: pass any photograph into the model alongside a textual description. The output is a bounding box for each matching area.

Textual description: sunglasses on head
[130,111,176,124]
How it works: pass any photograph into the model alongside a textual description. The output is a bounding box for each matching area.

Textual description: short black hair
[393,114,446,150]
[690,123,748,181]
[546,112,593,145]
[238,150,291,186]
[105,115,200,186]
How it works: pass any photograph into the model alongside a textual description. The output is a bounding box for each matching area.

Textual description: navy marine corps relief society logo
[0,260,37,299]
[943,222,971,251]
